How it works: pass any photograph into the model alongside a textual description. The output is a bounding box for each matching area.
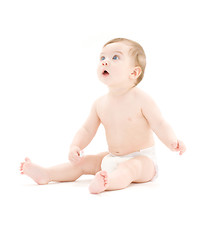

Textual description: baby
[20,38,186,194]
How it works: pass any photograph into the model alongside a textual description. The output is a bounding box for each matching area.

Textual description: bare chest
[97,97,145,128]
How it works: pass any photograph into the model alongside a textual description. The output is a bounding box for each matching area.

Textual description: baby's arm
[69,100,101,161]
[141,93,186,155]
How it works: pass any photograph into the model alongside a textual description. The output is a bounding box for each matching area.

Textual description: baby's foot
[89,171,109,194]
[20,158,50,185]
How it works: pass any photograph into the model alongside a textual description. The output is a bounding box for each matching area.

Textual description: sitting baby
[20,38,186,194]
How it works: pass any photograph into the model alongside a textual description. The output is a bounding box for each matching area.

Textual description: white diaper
[101,146,158,180]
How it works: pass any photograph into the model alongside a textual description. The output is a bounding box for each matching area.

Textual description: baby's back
[96,88,154,155]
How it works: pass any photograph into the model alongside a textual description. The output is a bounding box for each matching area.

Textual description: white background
[0,0,202,239]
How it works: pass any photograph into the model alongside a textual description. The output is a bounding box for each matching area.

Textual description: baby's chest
[98,103,143,127]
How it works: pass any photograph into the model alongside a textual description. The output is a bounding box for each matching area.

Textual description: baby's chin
[98,75,111,84]
[99,78,113,87]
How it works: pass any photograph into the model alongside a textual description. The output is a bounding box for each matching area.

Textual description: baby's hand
[69,145,84,163]
[171,140,186,155]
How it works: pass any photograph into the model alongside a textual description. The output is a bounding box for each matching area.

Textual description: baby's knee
[79,154,106,175]
[73,157,89,175]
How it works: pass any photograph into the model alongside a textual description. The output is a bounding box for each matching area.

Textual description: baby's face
[97,42,135,87]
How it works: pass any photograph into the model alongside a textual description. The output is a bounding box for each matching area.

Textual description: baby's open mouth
[102,70,109,76]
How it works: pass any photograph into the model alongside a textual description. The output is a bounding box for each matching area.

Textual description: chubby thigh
[102,154,156,183]
[126,156,156,182]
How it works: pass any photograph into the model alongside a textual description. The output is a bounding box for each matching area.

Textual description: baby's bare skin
[71,41,186,193]
[21,40,186,194]
[20,158,50,185]
[96,88,155,156]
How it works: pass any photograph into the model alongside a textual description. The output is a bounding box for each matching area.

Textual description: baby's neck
[108,86,135,97]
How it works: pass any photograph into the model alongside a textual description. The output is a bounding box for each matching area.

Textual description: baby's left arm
[141,92,186,155]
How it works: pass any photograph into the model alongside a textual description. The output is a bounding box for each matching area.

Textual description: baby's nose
[102,59,110,66]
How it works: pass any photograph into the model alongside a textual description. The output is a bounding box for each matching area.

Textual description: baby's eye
[112,55,119,60]
[101,56,105,61]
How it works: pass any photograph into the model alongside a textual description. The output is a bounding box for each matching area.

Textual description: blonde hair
[103,38,146,85]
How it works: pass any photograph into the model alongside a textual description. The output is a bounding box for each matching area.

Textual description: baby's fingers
[178,141,186,155]
[73,154,81,162]
[179,146,186,155]
[70,153,83,163]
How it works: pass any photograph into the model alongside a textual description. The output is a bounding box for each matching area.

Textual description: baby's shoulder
[94,94,106,104]
[132,88,158,110]
[93,94,107,109]
[132,87,152,101]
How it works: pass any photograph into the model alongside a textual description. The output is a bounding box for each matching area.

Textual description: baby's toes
[20,162,24,170]
[25,157,31,163]
[100,171,107,177]
[101,171,109,185]
[104,177,108,182]
[20,167,24,174]
[103,171,108,179]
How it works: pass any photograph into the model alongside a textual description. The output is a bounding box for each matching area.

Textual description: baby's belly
[105,129,155,156]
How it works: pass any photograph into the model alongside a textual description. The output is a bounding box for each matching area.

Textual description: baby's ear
[133,66,142,77]
[130,66,142,81]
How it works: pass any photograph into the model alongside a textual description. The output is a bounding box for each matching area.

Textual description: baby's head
[100,38,146,86]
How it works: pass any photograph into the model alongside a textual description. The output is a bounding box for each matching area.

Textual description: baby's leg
[20,158,82,185]
[20,152,108,185]
[89,156,156,194]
